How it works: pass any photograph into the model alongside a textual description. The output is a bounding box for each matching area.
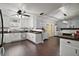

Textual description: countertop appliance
[74,30,79,39]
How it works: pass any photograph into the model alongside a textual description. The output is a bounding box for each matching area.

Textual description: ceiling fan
[2,4,31,18]
[2,8,30,18]
[16,9,30,18]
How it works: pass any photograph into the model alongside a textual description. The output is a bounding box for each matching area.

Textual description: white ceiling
[23,3,62,14]
[0,3,79,21]
[0,3,62,16]
[49,3,79,21]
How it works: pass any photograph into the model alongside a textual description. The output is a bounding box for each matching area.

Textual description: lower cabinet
[60,38,79,56]
[42,32,48,40]
[0,34,1,45]
[27,33,36,43]
[21,33,27,40]
[27,33,43,44]
[60,44,77,56]
[3,33,21,43]
[77,49,79,56]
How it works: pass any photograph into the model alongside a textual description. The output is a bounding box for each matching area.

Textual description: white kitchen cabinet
[35,18,43,28]
[27,33,43,44]
[76,49,79,56]
[27,33,36,43]
[60,43,77,56]
[32,16,43,29]
[20,18,30,28]
[0,34,1,45]
[60,38,79,56]
[10,33,21,42]
[42,32,48,40]
[3,34,8,43]
[3,33,21,43]
[36,33,43,44]
[21,33,27,40]
[3,34,13,43]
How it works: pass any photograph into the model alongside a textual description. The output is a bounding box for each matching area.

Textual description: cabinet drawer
[60,38,79,48]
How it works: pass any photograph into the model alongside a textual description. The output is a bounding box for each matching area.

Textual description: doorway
[45,22,55,38]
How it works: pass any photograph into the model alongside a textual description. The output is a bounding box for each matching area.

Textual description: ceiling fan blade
[10,14,18,16]
[5,8,17,12]
[21,13,30,17]
[23,14,30,17]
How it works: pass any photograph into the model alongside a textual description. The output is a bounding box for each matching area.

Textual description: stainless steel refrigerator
[0,9,4,56]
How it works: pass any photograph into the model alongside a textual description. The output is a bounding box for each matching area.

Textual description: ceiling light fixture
[62,20,68,23]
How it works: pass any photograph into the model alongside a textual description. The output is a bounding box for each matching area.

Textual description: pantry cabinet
[60,38,79,56]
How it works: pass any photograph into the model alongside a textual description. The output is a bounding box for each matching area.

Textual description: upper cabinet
[20,15,43,29]
[34,16,43,28]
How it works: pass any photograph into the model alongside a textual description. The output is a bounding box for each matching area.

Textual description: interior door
[45,22,55,38]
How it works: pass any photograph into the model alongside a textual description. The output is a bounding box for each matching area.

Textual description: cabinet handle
[67,41,71,43]
[75,49,77,54]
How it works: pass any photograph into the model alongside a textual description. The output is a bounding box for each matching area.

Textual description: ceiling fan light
[16,15,18,17]
[18,15,21,18]
[62,20,68,24]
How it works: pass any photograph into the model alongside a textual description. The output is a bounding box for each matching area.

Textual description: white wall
[37,16,56,36]
[56,16,79,29]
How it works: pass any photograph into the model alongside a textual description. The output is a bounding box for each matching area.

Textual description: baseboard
[3,37,53,45]
[3,39,27,45]
[3,39,41,45]
[26,39,37,45]
[26,39,44,44]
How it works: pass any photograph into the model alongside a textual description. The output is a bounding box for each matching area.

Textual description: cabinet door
[3,34,8,43]
[4,33,21,43]
[60,44,77,56]
[36,34,43,44]
[21,33,27,40]
[60,38,77,56]
[10,33,21,42]
[0,34,2,45]
[43,32,48,40]
[26,33,36,43]
[76,49,79,56]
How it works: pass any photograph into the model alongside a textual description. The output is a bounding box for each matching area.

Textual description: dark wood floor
[3,37,59,56]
